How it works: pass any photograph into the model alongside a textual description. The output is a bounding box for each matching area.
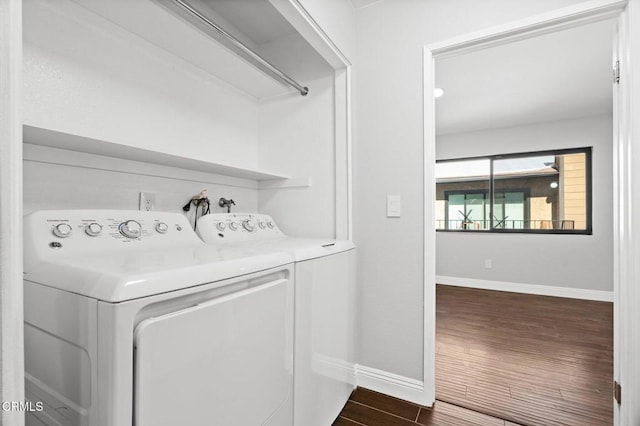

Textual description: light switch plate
[387,195,401,218]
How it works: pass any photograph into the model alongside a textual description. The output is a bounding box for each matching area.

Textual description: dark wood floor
[436,285,613,426]
[334,285,613,426]
[333,387,516,425]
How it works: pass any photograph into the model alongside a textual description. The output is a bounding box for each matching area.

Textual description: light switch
[387,195,401,218]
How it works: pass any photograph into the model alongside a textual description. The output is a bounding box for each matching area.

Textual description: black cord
[189,197,210,230]
[183,196,211,230]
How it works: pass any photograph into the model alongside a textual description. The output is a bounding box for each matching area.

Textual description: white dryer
[23,210,295,426]
[196,213,356,426]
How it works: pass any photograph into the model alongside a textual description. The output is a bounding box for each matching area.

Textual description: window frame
[436,147,593,235]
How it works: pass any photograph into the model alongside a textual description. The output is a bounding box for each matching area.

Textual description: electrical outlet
[139,192,156,211]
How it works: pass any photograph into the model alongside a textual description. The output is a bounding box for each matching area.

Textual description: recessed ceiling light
[434,88,444,98]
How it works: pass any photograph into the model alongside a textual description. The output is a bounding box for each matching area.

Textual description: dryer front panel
[133,277,293,426]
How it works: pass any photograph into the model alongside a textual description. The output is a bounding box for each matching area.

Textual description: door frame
[0,0,24,424]
[423,0,637,423]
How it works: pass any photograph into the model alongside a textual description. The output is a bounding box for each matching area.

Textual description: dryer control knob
[228,222,239,231]
[216,222,227,231]
[258,220,266,229]
[242,220,256,232]
[119,220,142,239]
[267,221,275,229]
[155,222,169,234]
[85,223,103,237]
[53,223,73,238]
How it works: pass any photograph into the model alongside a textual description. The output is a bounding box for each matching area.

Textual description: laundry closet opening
[432,17,615,426]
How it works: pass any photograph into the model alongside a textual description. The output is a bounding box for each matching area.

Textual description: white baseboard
[436,275,613,302]
[354,364,433,406]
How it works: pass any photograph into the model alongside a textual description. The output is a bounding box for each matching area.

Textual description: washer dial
[155,222,169,234]
[52,223,73,238]
[85,223,103,237]
[119,220,142,239]
[242,220,256,232]
[216,222,227,231]
[228,222,239,231]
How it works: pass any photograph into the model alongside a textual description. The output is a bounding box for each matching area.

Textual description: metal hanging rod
[159,0,309,96]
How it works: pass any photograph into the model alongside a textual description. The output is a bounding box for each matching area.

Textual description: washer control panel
[196,213,284,244]
[24,210,201,255]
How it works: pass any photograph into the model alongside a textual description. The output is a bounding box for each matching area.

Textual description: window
[435,148,592,234]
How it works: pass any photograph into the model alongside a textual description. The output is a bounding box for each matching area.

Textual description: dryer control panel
[196,213,284,244]
[24,210,202,256]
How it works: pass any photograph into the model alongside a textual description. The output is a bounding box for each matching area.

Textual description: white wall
[436,115,613,292]
[23,0,260,171]
[258,75,336,238]
[23,145,259,221]
[353,0,596,381]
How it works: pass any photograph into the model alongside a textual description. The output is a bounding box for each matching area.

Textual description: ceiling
[435,18,615,136]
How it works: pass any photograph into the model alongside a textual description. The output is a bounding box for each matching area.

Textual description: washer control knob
[53,223,73,238]
[242,219,256,232]
[258,220,266,229]
[119,220,142,239]
[267,221,275,229]
[155,222,169,234]
[228,222,239,231]
[85,223,103,237]
[216,222,227,231]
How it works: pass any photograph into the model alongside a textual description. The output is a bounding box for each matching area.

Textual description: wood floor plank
[349,387,420,421]
[333,416,366,426]
[427,401,504,426]
[339,401,417,426]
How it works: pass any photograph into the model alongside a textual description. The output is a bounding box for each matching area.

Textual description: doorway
[423,1,633,425]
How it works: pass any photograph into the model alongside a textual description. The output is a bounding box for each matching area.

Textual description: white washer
[23,210,295,426]
[196,213,356,426]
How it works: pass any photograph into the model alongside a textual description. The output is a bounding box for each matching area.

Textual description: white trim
[426,0,628,58]
[0,0,25,423]
[424,2,631,423]
[612,12,623,426]
[614,2,640,424]
[334,68,349,240]
[437,276,613,302]
[354,365,430,406]
[422,46,437,407]
[333,66,354,241]
[346,65,354,242]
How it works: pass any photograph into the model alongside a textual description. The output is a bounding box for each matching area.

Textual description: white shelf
[23,125,289,182]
